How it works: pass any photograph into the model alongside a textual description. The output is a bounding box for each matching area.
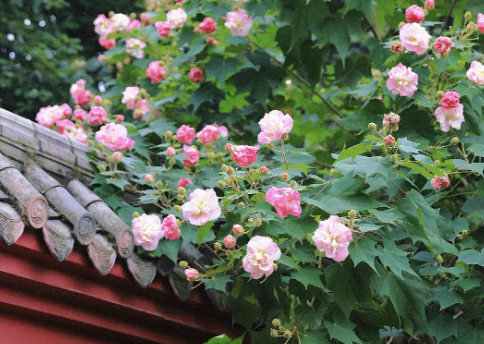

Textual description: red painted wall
[0,230,241,344]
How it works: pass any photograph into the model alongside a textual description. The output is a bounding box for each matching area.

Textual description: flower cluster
[434,91,465,132]
[132,214,180,251]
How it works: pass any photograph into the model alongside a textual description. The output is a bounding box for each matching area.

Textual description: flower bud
[281,133,289,141]
[223,235,236,248]
[436,91,445,99]
[272,319,282,327]
[217,181,226,189]
[348,210,357,220]
[390,41,404,54]
[281,172,289,182]
[221,164,229,172]
[436,255,444,264]
[232,224,244,235]
[156,180,163,189]
[179,261,189,269]
[98,165,106,172]
[165,130,173,139]
[248,218,254,223]
[174,205,182,212]
[254,218,262,227]
[227,166,235,176]
[214,242,222,251]
[289,180,297,188]
[144,174,153,183]
[267,142,275,151]
[225,143,233,153]
[133,109,143,121]
[368,122,377,131]
[390,154,398,163]
[212,39,219,46]
[398,21,405,29]
[208,152,216,160]
[115,114,125,123]
[217,152,224,159]
[94,95,103,105]
[384,135,395,145]
[270,330,278,338]
[132,211,140,218]
[112,151,123,163]
[177,195,184,200]
[434,160,441,165]
[237,202,245,209]
[450,137,459,145]
[259,166,269,175]
[87,139,94,147]
[185,268,199,281]
[177,187,186,195]
[465,11,472,21]
[283,331,292,339]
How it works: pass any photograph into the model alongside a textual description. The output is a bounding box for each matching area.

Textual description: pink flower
[177,178,193,188]
[166,8,187,29]
[155,21,171,37]
[146,61,165,84]
[60,104,72,118]
[76,90,92,107]
[382,112,400,127]
[198,17,217,34]
[132,214,164,251]
[93,14,112,36]
[386,63,418,97]
[65,127,88,144]
[257,110,293,144]
[440,91,460,109]
[232,224,244,235]
[111,13,130,31]
[70,79,86,99]
[197,124,219,143]
[181,189,221,226]
[185,268,199,281]
[384,135,395,145]
[400,23,432,55]
[242,236,281,279]
[231,145,260,167]
[99,36,116,50]
[98,54,104,63]
[224,235,236,248]
[88,106,107,125]
[95,123,135,151]
[312,216,352,262]
[467,61,484,85]
[265,187,302,219]
[166,147,176,157]
[225,9,253,36]
[134,99,151,117]
[161,214,180,240]
[189,68,204,83]
[116,114,125,123]
[479,13,484,34]
[213,124,228,137]
[36,105,64,127]
[434,104,465,132]
[182,145,200,167]
[431,174,450,190]
[126,38,146,59]
[56,119,75,134]
[73,108,88,122]
[425,0,435,10]
[127,19,141,32]
[177,125,196,144]
[122,86,139,109]
[94,95,103,105]
[405,5,425,23]
[434,36,453,55]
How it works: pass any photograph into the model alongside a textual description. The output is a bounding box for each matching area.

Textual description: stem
[441,0,458,35]
[281,140,289,170]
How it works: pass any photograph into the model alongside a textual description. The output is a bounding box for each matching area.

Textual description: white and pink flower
[242,236,281,279]
[132,214,164,251]
[265,187,302,219]
[94,14,112,36]
[467,61,484,85]
[177,125,196,144]
[399,23,432,55]
[88,106,107,125]
[225,9,253,37]
[231,145,260,167]
[182,145,200,167]
[312,215,352,262]
[126,38,146,59]
[95,123,135,151]
[434,36,453,55]
[36,105,64,127]
[434,104,465,132]
[161,214,181,240]
[146,61,165,84]
[257,110,293,144]
[121,86,139,110]
[386,63,418,97]
[166,8,187,29]
[181,189,221,226]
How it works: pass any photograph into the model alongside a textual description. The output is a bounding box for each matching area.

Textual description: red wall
[0,230,241,344]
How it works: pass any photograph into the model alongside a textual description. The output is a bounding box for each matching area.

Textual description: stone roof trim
[0,107,225,307]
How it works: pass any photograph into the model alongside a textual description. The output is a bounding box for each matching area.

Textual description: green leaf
[106,177,130,190]
[202,274,233,294]
[348,238,379,272]
[301,330,330,344]
[324,320,362,344]
[291,267,325,290]
[294,305,321,327]
[428,315,458,343]
[150,239,181,263]
[190,82,220,112]
[334,142,373,163]
[376,239,419,279]
[205,56,238,86]
[279,254,301,271]
[197,221,215,244]
[428,286,464,310]
[457,249,484,266]
[325,264,358,319]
